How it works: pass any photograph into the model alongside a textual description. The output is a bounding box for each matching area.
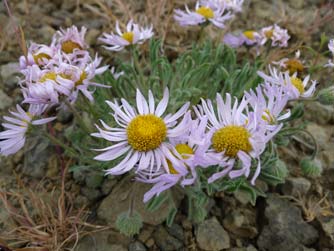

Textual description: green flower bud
[317,86,334,105]
[300,158,322,177]
[116,211,143,237]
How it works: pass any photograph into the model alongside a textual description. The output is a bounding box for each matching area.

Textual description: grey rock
[306,123,330,148]
[81,187,102,202]
[129,241,147,251]
[196,217,230,251]
[281,177,312,197]
[229,245,257,251]
[0,62,20,81]
[97,176,183,227]
[20,136,51,178]
[75,230,130,251]
[0,90,13,111]
[153,226,183,251]
[166,223,184,241]
[223,209,258,239]
[101,176,118,195]
[257,194,318,251]
[318,216,334,246]
[305,102,334,125]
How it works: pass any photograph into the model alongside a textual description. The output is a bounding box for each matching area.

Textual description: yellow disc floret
[33,53,51,65]
[196,6,214,19]
[284,59,304,74]
[243,30,256,40]
[75,71,87,86]
[167,144,194,174]
[290,77,305,94]
[61,40,82,54]
[127,114,167,152]
[122,32,134,43]
[212,125,252,157]
[40,72,57,82]
[264,29,274,39]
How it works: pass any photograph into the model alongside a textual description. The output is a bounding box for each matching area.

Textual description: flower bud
[116,211,143,237]
[317,86,334,105]
[300,158,322,177]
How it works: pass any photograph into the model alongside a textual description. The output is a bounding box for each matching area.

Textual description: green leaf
[145,193,169,212]
[166,207,177,227]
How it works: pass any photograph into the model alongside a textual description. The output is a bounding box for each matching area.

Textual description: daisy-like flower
[196,93,281,184]
[245,83,290,129]
[92,88,190,176]
[21,55,109,105]
[54,26,88,54]
[19,42,57,70]
[325,39,334,68]
[57,55,109,103]
[174,1,233,29]
[258,24,290,47]
[272,50,304,74]
[257,66,317,99]
[0,104,56,156]
[200,0,244,13]
[223,30,260,48]
[137,116,222,202]
[20,65,73,105]
[99,20,154,52]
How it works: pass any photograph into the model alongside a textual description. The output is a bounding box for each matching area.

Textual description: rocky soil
[1,0,334,251]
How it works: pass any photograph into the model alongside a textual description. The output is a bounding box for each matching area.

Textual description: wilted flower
[0,104,56,156]
[272,50,305,74]
[92,88,190,176]
[258,66,317,99]
[174,1,233,29]
[99,20,154,52]
[258,24,290,47]
[54,26,88,54]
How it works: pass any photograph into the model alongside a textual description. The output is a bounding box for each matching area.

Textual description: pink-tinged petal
[94,145,131,161]
[155,88,169,117]
[32,117,57,125]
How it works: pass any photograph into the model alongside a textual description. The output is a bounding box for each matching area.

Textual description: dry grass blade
[0,161,109,250]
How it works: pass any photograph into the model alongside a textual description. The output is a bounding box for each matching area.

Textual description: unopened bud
[300,158,322,177]
[116,211,143,237]
[317,86,334,105]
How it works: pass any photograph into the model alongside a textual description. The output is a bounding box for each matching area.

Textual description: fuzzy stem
[131,46,146,92]
[64,100,91,133]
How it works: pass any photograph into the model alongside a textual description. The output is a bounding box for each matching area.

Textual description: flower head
[196,93,281,184]
[54,26,88,54]
[92,88,190,176]
[223,30,260,48]
[200,0,244,13]
[272,50,305,74]
[325,39,334,68]
[99,20,154,51]
[245,83,290,128]
[19,42,57,70]
[259,24,290,47]
[257,66,317,99]
[0,104,56,156]
[174,1,233,29]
